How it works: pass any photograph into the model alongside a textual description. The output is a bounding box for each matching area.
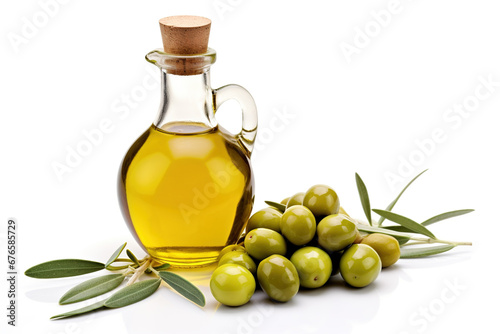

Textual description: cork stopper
[159,16,211,55]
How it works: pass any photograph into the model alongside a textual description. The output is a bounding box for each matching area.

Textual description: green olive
[244,228,287,261]
[317,214,357,252]
[361,233,400,268]
[286,192,305,208]
[280,205,316,246]
[302,185,340,219]
[339,244,381,288]
[247,207,282,233]
[290,247,332,288]
[218,251,257,275]
[217,245,247,262]
[257,255,299,302]
[210,264,256,306]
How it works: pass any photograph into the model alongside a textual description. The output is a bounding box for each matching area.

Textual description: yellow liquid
[118,124,254,267]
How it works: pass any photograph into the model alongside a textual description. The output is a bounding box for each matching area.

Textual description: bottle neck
[154,69,217,134]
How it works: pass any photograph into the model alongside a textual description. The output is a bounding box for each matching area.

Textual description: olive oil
[118,124,254,267]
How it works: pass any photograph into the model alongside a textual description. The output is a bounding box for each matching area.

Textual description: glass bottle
[117,16,257,268]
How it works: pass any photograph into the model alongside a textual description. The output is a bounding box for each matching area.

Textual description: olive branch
[353,170,473,258]
[25,243,205,320]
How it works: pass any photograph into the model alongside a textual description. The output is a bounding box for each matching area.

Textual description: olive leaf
[355,173,372,226]
[358,225,413,244]
[383,225,415,234]
[51,300,106,320]
[400,245,456,258]
[52,278,161,319]
[421,209,475,226]
[377,169,427,226]
[106,264,132,271]
[105,243,127,268]
[373,209,436,239]
[385,230,413,244]
[159,271,206,307]
[153,263,171,271]
[394,236,411,245]
[380,210,474,233]
[357,224,414,239]
[25,260,105,279]
[264,201,286,213]
[104,278,161,308]
[126,250,140,266]
[59,274,125,305]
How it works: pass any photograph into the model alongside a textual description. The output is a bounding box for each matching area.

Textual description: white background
[1,0,499,333]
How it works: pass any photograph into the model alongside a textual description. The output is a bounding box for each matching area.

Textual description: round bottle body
[118,124,254,267]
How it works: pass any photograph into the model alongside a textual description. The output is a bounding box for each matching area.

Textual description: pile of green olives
[209,184,401,306]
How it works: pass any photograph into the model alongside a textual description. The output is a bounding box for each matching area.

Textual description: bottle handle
[213,84,258,155]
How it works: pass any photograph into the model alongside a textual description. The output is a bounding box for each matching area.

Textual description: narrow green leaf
[126,250,140,266]
[159,271,206,307]
[377,169,427,226]
[357,224,414,239]
[106,264,131,271]
[421,209,475,226]
[104,278,161,308]
[113,258,134,263]
[400,245,456,258]
[357,225,412,244]
[59,274,125,305]
[373,209,436,239]
[383,225,415,234]
[394,236,411,245]
[355,173,372,225]
[153,263,171,270]
[105,243,127,268]
[51,300,106,320]
[25,260,105,279]
[264,201,286,213]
